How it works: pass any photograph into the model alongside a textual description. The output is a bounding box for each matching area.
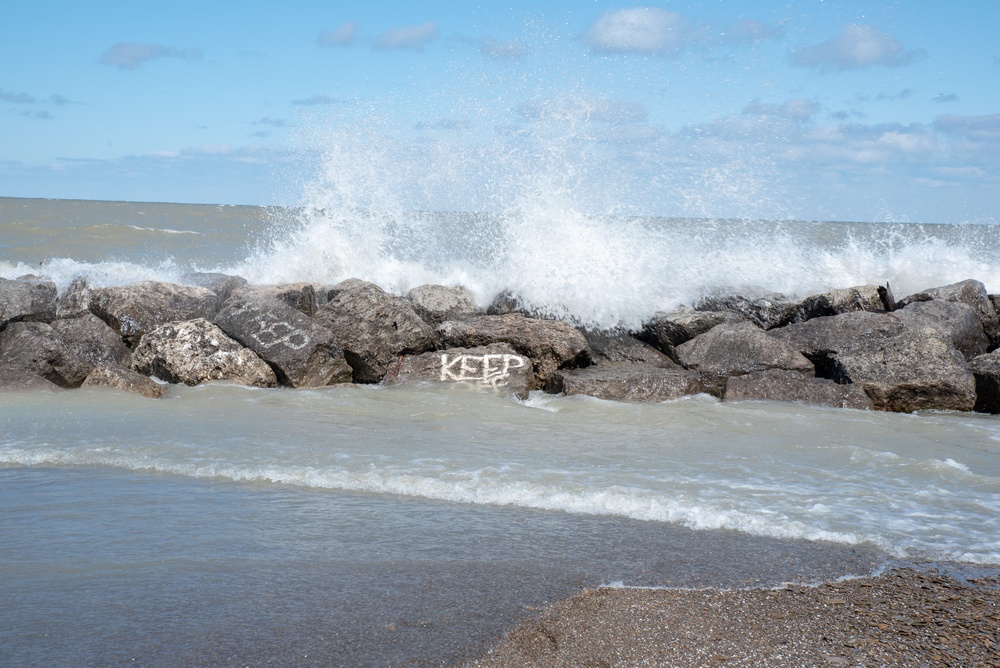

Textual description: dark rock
[407,284,482,325]
[695,293,798,330]
[968,351,1000,413]
[833,328,976,412]
[724,369,873,410]
[181,272,249,303]
[892,300,989,360]
[0,321,92,387]
[82,365,166,398]
[545,363,704,403]
[51,314,131,370]
[582,328,676,367]
[437,314,592,387]
[878,283,897,312]
[314,280,436,383]
[675,322,814,396]
[383,344,534,399]
[0,364,63,391]
[794,285,884,322]
[639,308,745,360]
[214,296,352,388]
[486,289,525,316]
[133,318,277,388]
[89,281,220,347]
[0,275,57,330]
[231,282,321,317]
[56,276,91,319]
[901,279,999,346]
[769,311,907,380]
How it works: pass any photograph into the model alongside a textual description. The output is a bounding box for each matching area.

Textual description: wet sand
[466,567,1000,668]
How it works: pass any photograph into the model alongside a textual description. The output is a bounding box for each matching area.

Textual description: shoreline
[465,564,1000,667]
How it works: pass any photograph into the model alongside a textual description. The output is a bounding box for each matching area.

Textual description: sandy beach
[467,567,1000,667]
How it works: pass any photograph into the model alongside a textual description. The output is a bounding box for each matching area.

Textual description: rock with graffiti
[384,343,535,399]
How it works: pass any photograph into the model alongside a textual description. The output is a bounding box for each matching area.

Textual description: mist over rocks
[2,273,1000,414]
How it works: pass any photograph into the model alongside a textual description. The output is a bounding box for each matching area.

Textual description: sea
[2,195,1000,666]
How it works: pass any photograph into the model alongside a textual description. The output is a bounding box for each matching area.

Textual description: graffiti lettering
[440,353,526,386]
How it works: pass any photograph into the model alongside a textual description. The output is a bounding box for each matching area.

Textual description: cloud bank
[374,22,438,51]
[100,43,204,70]
[790,24,923,70]
[318,22,358,47]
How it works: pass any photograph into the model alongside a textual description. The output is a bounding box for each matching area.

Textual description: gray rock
[640,308,745,359]
[133,318,277,388]
[0,364,63,391]
[695,293,798,330]
[892,300,989,360]
[89,281,220,346]
[82,365,166,399]
[231,282,321,317]
[581,328,676,367]
[181,272,249,303]
[406,284,482,326]
[724,369,873,410]
[56,276,91,319]
[0,275,57,329]
[675,321,814,395]
[486,289,525,316]
[769,311,907,380]
[901,279,999,346]
[833,328,976,413]
[794,285,885,322]
[383,343,534,400]
[0,321,92,387]
[214,296,351,388]
[314,280,436,383]
[51,314,131,369]
[545,363,704,403]
[437,314,592,387]
[968,351,1000,414]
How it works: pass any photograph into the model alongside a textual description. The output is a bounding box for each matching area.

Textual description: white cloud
[584,8,694,54]
[743,98,819,121]
[318,22,358,47]
[374,22,438,51]
[934,114,1000,140]
[100,43,203,70]
[1,89,36,104]
[479,38,529,60]
[715,19,783,46]
[292,94,343,106]
[519,97,648,124]
[931,93,959,103]
[790,24,923,70]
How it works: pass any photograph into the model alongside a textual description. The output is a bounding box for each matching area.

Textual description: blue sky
[1,1,998,223]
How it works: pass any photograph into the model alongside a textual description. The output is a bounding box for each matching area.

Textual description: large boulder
[833,328,976,412]
[724,369,873,410]
[892,300,990,360]
[406,284,482,326]
[545,363,704,403]
[231,283,322,317]
[769,311,906,379]
[133,318,277,388]
[89,281,220,347]
[695,293,798,330]
[639,308,745,360]
[0,275,57,329]
[437,314,592,386]
[383,344,534,399]
[0,313,131,388]
[581,328,675,367]
[82,366,166,399]
[968,351,1000,414]
[0,364,63,391]
[214,296,352,388]
[794,285,885,322]
[314,280,437,383]
[56,276,92,319]
[901,279,999,347]
[181,272,249,304]
[675,322,814,395]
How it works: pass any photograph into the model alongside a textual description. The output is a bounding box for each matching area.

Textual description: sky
[1,0,998,224]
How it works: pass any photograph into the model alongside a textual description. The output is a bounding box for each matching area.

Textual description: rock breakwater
[3,274,1000,414]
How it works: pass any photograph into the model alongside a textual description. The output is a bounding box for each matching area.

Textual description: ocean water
[2,196,1000,666]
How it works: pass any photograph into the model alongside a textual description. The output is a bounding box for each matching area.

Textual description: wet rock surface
[724,368,874,410]
[89,280,220,347]
[0,275,57,329]
[384,343,534,399]
[546,363,703,403]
